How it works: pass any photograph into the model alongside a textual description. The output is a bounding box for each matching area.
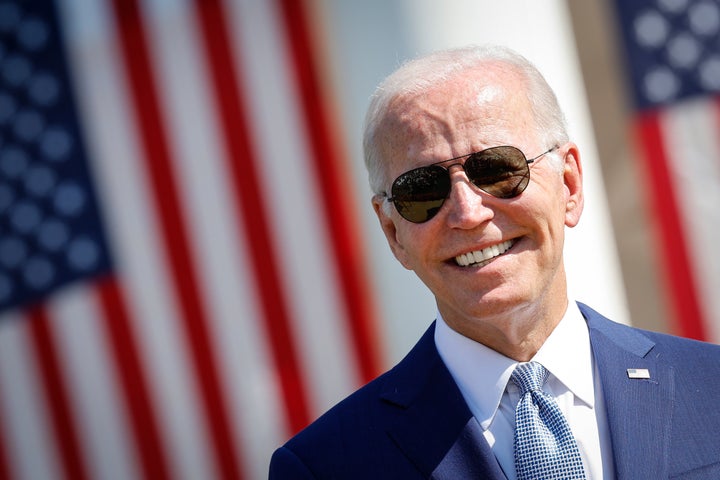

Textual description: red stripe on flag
[0,394,11,480]
[109,2,244,479]
[276,0,383,382]
[193,0,311,435]
[635,112,707,340]
[28,305,90,480]
[96,277,171,480]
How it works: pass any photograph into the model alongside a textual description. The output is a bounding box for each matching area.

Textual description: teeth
[455,240,514,267]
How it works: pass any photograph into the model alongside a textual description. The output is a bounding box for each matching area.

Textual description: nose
[443,171,494,229]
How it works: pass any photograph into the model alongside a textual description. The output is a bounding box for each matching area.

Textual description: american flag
[613,0,720,341]
[0,0,382,479]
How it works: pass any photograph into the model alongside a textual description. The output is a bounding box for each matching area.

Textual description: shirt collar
[434,301,594,431]
[533,303,595,407]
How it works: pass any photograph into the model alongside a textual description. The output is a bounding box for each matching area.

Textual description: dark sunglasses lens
[465,146,530,198]
[391,165,450,223]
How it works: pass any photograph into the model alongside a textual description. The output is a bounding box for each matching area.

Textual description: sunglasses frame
[385,144,559,223]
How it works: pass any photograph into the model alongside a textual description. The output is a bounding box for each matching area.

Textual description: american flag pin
[627,368,651,379]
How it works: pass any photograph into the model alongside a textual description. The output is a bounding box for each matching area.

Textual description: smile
[454,240,515,267]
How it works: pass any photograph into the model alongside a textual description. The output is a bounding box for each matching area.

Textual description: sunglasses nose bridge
[443,173,495,227]
[446,160,483,194]
[444,159,467,174]
[444,161,473,187]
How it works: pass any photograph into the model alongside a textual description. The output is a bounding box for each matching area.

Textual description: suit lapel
[380,323,506,480]
[582,303,674,479]
[431,418,507,480]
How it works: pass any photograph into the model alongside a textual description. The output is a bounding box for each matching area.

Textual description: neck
[439,276,570,362]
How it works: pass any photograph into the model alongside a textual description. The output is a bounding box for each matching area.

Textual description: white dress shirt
[434,302,615,479]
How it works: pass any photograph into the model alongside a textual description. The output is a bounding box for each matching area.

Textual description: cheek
[394,224,437,269]
[387,222,418,269]
[517,193,566,244]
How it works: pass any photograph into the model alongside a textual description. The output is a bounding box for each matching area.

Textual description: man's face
[372,67,584,342]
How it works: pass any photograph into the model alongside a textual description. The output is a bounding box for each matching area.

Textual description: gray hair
[362,45,569,195]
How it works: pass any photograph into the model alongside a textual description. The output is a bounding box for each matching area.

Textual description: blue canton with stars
[0,0,112,313]
[614,0,720,111]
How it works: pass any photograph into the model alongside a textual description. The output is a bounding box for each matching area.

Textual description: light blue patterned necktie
[511,362,586,480]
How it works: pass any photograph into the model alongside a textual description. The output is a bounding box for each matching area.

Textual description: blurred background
[0,0,718,478]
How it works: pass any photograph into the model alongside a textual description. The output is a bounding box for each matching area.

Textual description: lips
[454,239,515,267]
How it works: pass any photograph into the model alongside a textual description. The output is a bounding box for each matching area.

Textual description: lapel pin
[627,368,650,379]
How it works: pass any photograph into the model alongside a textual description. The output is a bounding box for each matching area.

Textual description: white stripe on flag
[662,100,720,342]
[227,0,362,415]
[0,313,61,480]
[47,286,139,480]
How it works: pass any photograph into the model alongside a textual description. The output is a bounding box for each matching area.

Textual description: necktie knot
[511,361,549,395]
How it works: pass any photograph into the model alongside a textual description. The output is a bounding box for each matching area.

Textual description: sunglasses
[385,145,558,223]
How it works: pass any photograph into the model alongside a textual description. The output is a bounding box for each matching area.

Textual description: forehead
[377,66,536,175]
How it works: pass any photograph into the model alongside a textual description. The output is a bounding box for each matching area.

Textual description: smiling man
[269,45,720,479]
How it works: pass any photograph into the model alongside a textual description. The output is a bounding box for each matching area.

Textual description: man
[269,45,720,479]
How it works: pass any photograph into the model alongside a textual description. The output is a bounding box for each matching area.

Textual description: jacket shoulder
[269,324,442,479]
[579,301,720,364]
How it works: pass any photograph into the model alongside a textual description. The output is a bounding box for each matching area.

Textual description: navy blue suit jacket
[269,303,720,479]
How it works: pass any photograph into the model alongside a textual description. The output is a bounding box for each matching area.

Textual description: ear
[562,143,584,228]
[372,195,413,270]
